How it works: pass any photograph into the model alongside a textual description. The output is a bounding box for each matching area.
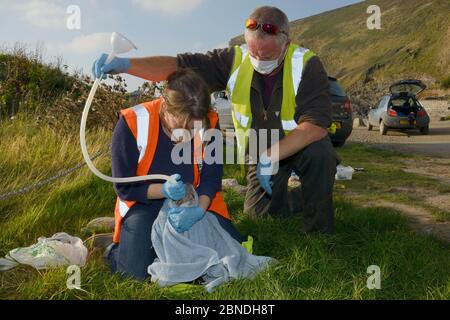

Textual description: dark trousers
[106,203,245,280]
[244,136,341,234]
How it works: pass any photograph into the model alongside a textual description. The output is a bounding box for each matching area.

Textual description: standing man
[93,6,340,234]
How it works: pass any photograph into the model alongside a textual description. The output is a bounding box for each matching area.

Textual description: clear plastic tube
[79,54,176,185]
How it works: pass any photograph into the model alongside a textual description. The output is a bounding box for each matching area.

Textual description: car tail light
[417,111,426,117]
[388,109,397,117]
[344,98,352,113]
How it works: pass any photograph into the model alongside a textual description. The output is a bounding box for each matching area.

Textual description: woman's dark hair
[162,68,211,129]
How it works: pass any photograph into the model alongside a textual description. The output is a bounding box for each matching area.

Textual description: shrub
[441,75,450,89]
[0,44,160,133]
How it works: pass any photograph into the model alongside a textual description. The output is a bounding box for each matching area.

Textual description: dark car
[367,79,430,135]
[328,76,353,147]
[212,77,353,147]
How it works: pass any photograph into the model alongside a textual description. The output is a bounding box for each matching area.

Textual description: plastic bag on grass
[335,165,355,181]
[0,232,88,271]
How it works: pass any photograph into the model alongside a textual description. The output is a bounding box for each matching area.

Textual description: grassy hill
[230,0,450,93]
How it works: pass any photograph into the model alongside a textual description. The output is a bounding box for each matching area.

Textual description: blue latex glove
[256,154,275,196]
[167,206,205,233]
[92,53,130,79]
[162,174,186,201]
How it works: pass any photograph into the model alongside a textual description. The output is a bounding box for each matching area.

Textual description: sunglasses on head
[245,19,287,36]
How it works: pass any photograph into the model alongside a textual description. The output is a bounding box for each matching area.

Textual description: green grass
[333,143,450,221]
[0,118,449,299]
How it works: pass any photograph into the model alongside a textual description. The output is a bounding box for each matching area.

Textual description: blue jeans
[105,202,245,280]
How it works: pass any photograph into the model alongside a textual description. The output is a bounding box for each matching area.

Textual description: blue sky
[0,0,362,90]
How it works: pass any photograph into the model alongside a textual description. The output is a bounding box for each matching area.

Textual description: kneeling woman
[107,69,244,279]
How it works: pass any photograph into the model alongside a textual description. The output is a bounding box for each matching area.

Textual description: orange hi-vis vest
[113,98,230,243]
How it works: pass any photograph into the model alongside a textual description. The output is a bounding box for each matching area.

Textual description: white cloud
[50,33,111,55]
[13,0,66,28]
[132,0,202,16]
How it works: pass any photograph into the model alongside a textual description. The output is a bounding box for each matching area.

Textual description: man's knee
[300,137,338,168]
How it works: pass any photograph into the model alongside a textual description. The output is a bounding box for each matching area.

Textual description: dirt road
[349,100,450,158]
[349,119,450,157]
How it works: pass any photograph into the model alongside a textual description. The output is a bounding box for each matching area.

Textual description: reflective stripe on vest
[118,198,129,217]
[112,99,230,243]
[133,105,150,162]
[226,43,316,158]
[281,120,298,131]
[227,45,248,103]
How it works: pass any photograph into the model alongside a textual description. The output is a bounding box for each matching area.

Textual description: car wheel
[420,125,429,135]
[332,140,346,148]
[380,121,388,135]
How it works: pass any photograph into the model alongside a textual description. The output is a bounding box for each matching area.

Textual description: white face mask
[249,47,287,75]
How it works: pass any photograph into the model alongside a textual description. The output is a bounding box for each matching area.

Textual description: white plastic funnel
[105,32,138,64]
[80,32,176,185]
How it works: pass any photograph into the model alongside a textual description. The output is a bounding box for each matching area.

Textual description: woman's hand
[162,174,186,201]
[167,206,205,233]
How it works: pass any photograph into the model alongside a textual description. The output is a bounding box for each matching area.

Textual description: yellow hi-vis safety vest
[226,43,318,162]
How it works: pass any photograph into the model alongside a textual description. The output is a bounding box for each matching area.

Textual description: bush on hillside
[0,44,74,117]
[0,44,160,133]
[442,75,450,89]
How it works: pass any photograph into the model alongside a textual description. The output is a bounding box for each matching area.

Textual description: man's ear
[285,39,292,48]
